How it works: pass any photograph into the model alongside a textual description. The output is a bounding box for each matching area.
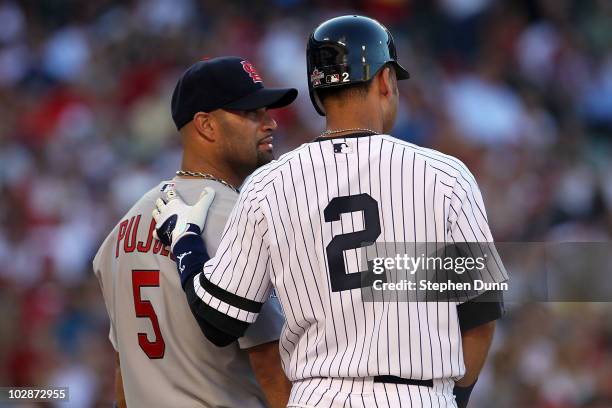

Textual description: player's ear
[377,66,394,98]
[192,111,216,142]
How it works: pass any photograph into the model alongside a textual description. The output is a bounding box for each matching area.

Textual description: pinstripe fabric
[287,377,457,407]
[188,134,500,386]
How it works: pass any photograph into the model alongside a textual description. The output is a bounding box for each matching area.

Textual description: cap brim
[223,87,298,111]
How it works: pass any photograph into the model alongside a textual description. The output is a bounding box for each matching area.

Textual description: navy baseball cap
[171,56,298,130]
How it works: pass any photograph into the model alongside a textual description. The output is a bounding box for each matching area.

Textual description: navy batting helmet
[306,15,410,116]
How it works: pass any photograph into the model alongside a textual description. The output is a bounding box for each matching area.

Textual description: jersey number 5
[324,193,382,292]
[132,270,165,359]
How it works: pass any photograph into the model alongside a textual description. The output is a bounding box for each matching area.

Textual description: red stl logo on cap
[241,60,263,83]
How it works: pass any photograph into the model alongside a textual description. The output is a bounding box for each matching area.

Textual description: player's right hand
[152,183,215,252]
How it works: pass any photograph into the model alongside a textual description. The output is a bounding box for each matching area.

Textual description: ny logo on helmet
[241,61,263,83]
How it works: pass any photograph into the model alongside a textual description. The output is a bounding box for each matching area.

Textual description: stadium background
[0,0,611,406]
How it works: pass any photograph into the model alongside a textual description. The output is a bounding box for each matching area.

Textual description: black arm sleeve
[453,382,476,408]
[193,314,239,347]
[457,290,504,332]
[173,232,249,346]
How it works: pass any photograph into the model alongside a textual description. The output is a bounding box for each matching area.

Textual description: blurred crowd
[0,0,610,406]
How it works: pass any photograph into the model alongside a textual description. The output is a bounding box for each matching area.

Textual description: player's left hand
[152,183,216,251]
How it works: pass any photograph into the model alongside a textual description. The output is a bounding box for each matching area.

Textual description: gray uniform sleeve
[92,234,119,351]
[238,294,285,349]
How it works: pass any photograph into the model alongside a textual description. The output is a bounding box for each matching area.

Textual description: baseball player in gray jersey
[152,16,506,408]
[93,56,297,407]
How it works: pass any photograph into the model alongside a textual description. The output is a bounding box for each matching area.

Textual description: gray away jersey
[187,134,506,384]
[93,178,285,408]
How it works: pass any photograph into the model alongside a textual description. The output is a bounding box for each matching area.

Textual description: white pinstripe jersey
[191,133,502,383]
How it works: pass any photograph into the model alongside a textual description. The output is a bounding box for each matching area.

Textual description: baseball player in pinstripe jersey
[94,56,297,407]
[153,16,507,408]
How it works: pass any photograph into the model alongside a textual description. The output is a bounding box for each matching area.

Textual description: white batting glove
[152,183,215,252]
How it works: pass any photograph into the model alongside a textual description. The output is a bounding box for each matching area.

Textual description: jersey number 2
[324,193,381,292]
[132,270,165,359]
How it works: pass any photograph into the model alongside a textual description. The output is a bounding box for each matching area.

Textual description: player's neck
[323,120,382,137]
[179,155,244,188]
[323,108,383,137]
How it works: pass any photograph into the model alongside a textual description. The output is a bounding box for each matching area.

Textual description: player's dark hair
[315,80,373,107]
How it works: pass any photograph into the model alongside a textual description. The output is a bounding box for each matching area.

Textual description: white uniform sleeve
[184,182,274,338]
[445,167,508,302]
[446,168,493,243]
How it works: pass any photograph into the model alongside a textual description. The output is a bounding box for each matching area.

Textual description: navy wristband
[172,226,211,288]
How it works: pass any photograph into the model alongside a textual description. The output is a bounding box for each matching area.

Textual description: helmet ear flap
[309,87,326,116]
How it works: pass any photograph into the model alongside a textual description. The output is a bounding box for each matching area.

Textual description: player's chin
[256,148,274,166]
